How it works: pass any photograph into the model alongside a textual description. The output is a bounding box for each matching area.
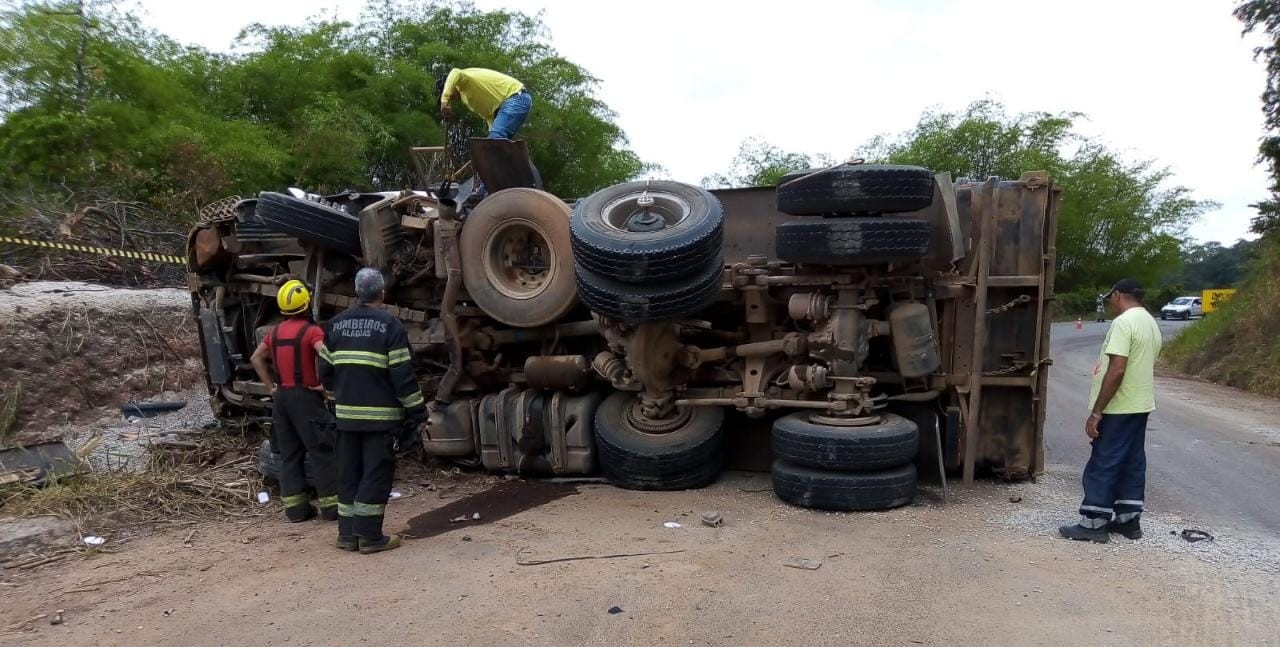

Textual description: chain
[982,357,1052,377]
[986,294,1033,315]
[982,362,1028,377]
[445,121,473,174]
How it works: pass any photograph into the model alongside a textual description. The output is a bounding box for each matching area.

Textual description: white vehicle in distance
[1161,296,1203,320]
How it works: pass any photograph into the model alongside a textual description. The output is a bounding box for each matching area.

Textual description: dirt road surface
[3,320,1279,646]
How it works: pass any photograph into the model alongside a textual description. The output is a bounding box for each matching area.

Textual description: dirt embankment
[0,281,203,444]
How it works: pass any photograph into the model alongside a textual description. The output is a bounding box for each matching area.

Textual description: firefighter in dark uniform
[249,279,339,522]
[318,268,426,554]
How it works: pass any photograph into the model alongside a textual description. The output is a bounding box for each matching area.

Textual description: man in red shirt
[250,280,339,522]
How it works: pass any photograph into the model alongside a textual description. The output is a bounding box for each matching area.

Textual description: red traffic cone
[1075,317,1083,330]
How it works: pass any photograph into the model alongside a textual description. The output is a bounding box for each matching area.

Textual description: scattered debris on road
[120,400,188,418]
[700,511,723,527]
[0,441,81,486]
[0,516,77,554]
[515,547,687,566]
[1179,529,1214,542]
[55,586,99,597]
[783,557,822,571]
[7,613,48,632]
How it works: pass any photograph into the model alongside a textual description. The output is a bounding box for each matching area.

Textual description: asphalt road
[1045,318,1280,535]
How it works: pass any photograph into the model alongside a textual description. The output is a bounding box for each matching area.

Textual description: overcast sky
[134,0,1271,244]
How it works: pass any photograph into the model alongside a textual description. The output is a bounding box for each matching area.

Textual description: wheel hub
[626,401,692,434]
[483,218,556,300]
[625,210,666,232]
[808,413,882,427]
[601,190,691,233]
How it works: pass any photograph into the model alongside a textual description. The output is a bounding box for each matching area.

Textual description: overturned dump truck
[187,140,1059,511]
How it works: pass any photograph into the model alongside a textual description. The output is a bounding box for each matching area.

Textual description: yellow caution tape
[0,236,185,265]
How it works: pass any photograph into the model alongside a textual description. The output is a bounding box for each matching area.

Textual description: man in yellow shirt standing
[1060,279,1163,543]
[437,67,532,140]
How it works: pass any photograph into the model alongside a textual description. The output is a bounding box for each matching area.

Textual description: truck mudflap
[198,307,232,386]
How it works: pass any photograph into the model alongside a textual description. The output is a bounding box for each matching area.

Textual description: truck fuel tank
[889,302,941,379]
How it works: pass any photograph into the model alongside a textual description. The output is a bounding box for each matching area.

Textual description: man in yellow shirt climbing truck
[437,67,532,140]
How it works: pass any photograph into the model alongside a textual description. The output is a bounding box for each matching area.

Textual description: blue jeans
[1078,412,1149,520]
[489,91,532,139]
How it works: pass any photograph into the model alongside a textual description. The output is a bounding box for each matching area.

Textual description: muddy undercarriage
[187,141,1059,511]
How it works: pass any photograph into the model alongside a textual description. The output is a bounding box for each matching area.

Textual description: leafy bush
[1054,287,1105,320]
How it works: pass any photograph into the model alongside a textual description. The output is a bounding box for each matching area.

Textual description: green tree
[1236,0,1280,233]
[1161,2,1280,396]
[702,137,832,188]
[0,0,644,220]
[0,1,288,210]
[1165,239,1258,290]
[863,100,1214,291]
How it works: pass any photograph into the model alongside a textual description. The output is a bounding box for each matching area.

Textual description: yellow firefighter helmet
[277,280,311,315]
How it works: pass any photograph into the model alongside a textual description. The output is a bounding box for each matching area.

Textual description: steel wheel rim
[601,191,691,233]
[482,218,557,301]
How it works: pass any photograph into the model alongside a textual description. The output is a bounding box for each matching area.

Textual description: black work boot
[1107,517,1143,540]
[335,535,358,551]
[285,504,317,523]
[358,534,402,554]
[1059,523,1110,543]
[318,506,339,522]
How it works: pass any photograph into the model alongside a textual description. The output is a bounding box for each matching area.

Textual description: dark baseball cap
[1105,278,1144,298]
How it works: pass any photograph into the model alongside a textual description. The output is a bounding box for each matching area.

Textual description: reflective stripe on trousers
[334,404,404,422]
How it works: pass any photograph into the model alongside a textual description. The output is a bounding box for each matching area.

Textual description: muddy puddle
[401,480,581,540]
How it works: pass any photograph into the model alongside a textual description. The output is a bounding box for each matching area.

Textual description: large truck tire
[575,261,722,323]
[256,192,362,257]
[594,391,725,491]
[571,180,724,284]
[258,438,317,489]
[772,460,916,511]
[772,412,919,471]
[459,188,578,328]
[775,217,932,265]
[775,168,823,186]
[258,438,280,484]
[776,164,934,215]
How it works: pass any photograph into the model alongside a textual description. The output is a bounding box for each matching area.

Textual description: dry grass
[0,381,18,446]
[0,431,262,533]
